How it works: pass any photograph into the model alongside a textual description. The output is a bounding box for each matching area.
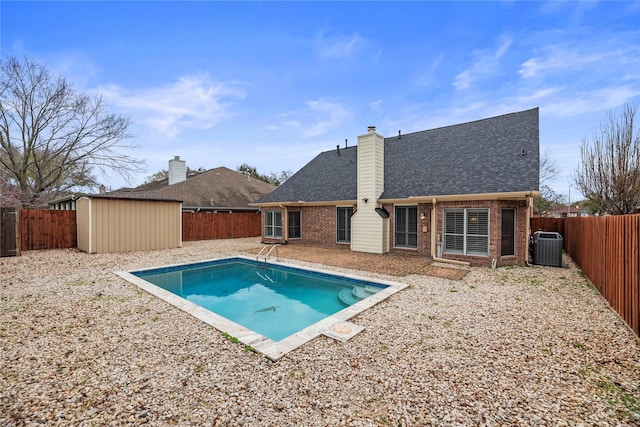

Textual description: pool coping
[115,256,409,361]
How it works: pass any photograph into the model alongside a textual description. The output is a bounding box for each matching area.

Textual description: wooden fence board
[530,217,564,237]
[182,212,261,241]
[20,209,77,250]
[1,208,20,257]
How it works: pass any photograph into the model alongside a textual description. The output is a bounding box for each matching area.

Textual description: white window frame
[264,210,282,238]
[443,208,489,256]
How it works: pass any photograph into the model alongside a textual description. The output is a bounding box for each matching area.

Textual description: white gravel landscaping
[1,237,639,426]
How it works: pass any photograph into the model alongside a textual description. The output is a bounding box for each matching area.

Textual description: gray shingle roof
[257,108,539,204]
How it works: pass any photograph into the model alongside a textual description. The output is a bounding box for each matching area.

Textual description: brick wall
[299,205,341,246]
[262,200,529,266]
[384,203,432,256]
[434,200,528,267]
[261,205,355,248]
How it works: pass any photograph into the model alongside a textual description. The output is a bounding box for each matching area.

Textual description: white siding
[168,156,187,185]
[351,127,386,254]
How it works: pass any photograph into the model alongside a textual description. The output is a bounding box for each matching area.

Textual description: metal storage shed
[76,195,182,254]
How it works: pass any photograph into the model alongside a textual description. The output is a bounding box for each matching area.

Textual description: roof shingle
[114,166,276,209]
[257,108,539,204]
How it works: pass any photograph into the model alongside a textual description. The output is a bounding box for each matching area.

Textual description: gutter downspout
[525,192,533,265]
[279,203,288,243]
[430,197,471,267]
[430,198,437,259]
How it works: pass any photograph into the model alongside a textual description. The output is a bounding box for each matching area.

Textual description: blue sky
[2,1,639,201]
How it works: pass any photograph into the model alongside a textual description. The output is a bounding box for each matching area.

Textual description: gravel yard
[1,237,639,426]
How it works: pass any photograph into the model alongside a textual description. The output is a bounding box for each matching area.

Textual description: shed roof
[257,108,539,204]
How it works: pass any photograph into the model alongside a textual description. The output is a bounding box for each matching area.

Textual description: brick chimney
[168,156,186,185]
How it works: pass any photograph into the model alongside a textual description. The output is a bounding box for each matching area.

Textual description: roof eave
[182,205,259,212]
[380,190,539,204]
[250,199,357,207]
[252,191,538,207]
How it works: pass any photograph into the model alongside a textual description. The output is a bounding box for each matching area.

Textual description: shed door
[501,208,515,256]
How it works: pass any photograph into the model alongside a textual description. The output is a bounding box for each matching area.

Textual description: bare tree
[574,103,640,215]
[237,163,290,186]
[0,57,143,207]
[533,149,560,216]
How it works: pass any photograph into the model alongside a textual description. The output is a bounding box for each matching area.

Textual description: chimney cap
[367,126,376,134]
[173,155,181,160]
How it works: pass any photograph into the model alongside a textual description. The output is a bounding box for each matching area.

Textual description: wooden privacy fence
[182,211,261,241]
[564,215,639,336]
[531,215,640,336]
[530,217,564,237]
[6,209,261,253]
[20,209,77,250]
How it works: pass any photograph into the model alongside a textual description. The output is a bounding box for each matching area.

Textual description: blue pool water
[132,258,386,341]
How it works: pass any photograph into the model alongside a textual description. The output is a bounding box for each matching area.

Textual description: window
[336,207,352,243]
[501,208,515,256]
[264,210,282,238]
[395,206,418,248]
[288,211,301,239]
[444,208,489,256]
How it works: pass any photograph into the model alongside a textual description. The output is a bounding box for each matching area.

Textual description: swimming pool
[116,256,407,360]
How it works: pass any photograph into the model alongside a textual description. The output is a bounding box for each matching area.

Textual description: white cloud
[369,99,383,113]
[519,42,640,81]
[281,98,352,138]
[316,30,367,59]
[516,87,562,104]
[97,74,246,138]
[453,38,512,91]
[541,86,639,117]
[518,46,601,79]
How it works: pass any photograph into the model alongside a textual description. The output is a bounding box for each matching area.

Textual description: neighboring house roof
[113,166,276,210]
[257,108,539,204]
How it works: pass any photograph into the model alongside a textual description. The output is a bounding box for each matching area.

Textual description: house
[65,156,276,213]
[547,205,588,218]
[254,108,540,267]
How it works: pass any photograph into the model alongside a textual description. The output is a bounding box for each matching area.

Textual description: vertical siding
[76,198,90,252]
[83,198,180,254]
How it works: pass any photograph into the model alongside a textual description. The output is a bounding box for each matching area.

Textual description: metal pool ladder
[256,244,279,265]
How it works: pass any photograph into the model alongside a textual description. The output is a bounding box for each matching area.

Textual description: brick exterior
[261,199,529,266]
[261,205,355,248]
[433,200,529,267]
